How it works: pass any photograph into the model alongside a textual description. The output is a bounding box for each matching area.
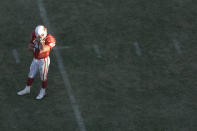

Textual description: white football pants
[28,56,50,81]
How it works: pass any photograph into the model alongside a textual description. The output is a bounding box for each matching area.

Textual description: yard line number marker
[93,44,102,58]
[173,39,182,55]
[12,49,20,64]
[36,0,87,131]
[133,42,142,56]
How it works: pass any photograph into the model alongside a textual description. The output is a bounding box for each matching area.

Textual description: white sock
[25,86,31,90]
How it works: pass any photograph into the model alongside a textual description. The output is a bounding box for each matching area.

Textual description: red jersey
[30,31,56,59]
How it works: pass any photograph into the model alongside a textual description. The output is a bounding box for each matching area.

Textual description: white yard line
[12,49,20,64]
[173,39,182,55]
[133,42,141,56]
[93,44,102,58]
[36,0,87,131]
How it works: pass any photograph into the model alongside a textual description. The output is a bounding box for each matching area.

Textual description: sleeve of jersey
[46,36,56,48]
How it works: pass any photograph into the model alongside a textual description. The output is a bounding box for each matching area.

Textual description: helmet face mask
[35,25,47,41]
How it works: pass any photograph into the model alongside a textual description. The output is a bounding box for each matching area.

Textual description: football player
[17,25,56,99]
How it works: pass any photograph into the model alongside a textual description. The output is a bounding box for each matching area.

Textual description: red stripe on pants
[43,58,46,80]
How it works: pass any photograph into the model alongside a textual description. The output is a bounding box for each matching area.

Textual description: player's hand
[38,38,45,51]
[40,39,45,45]
[39,36,45,43]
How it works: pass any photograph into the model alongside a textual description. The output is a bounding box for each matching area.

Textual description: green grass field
[0,0,197,131]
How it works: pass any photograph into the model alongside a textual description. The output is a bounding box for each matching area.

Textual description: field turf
[0,0,197,131]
